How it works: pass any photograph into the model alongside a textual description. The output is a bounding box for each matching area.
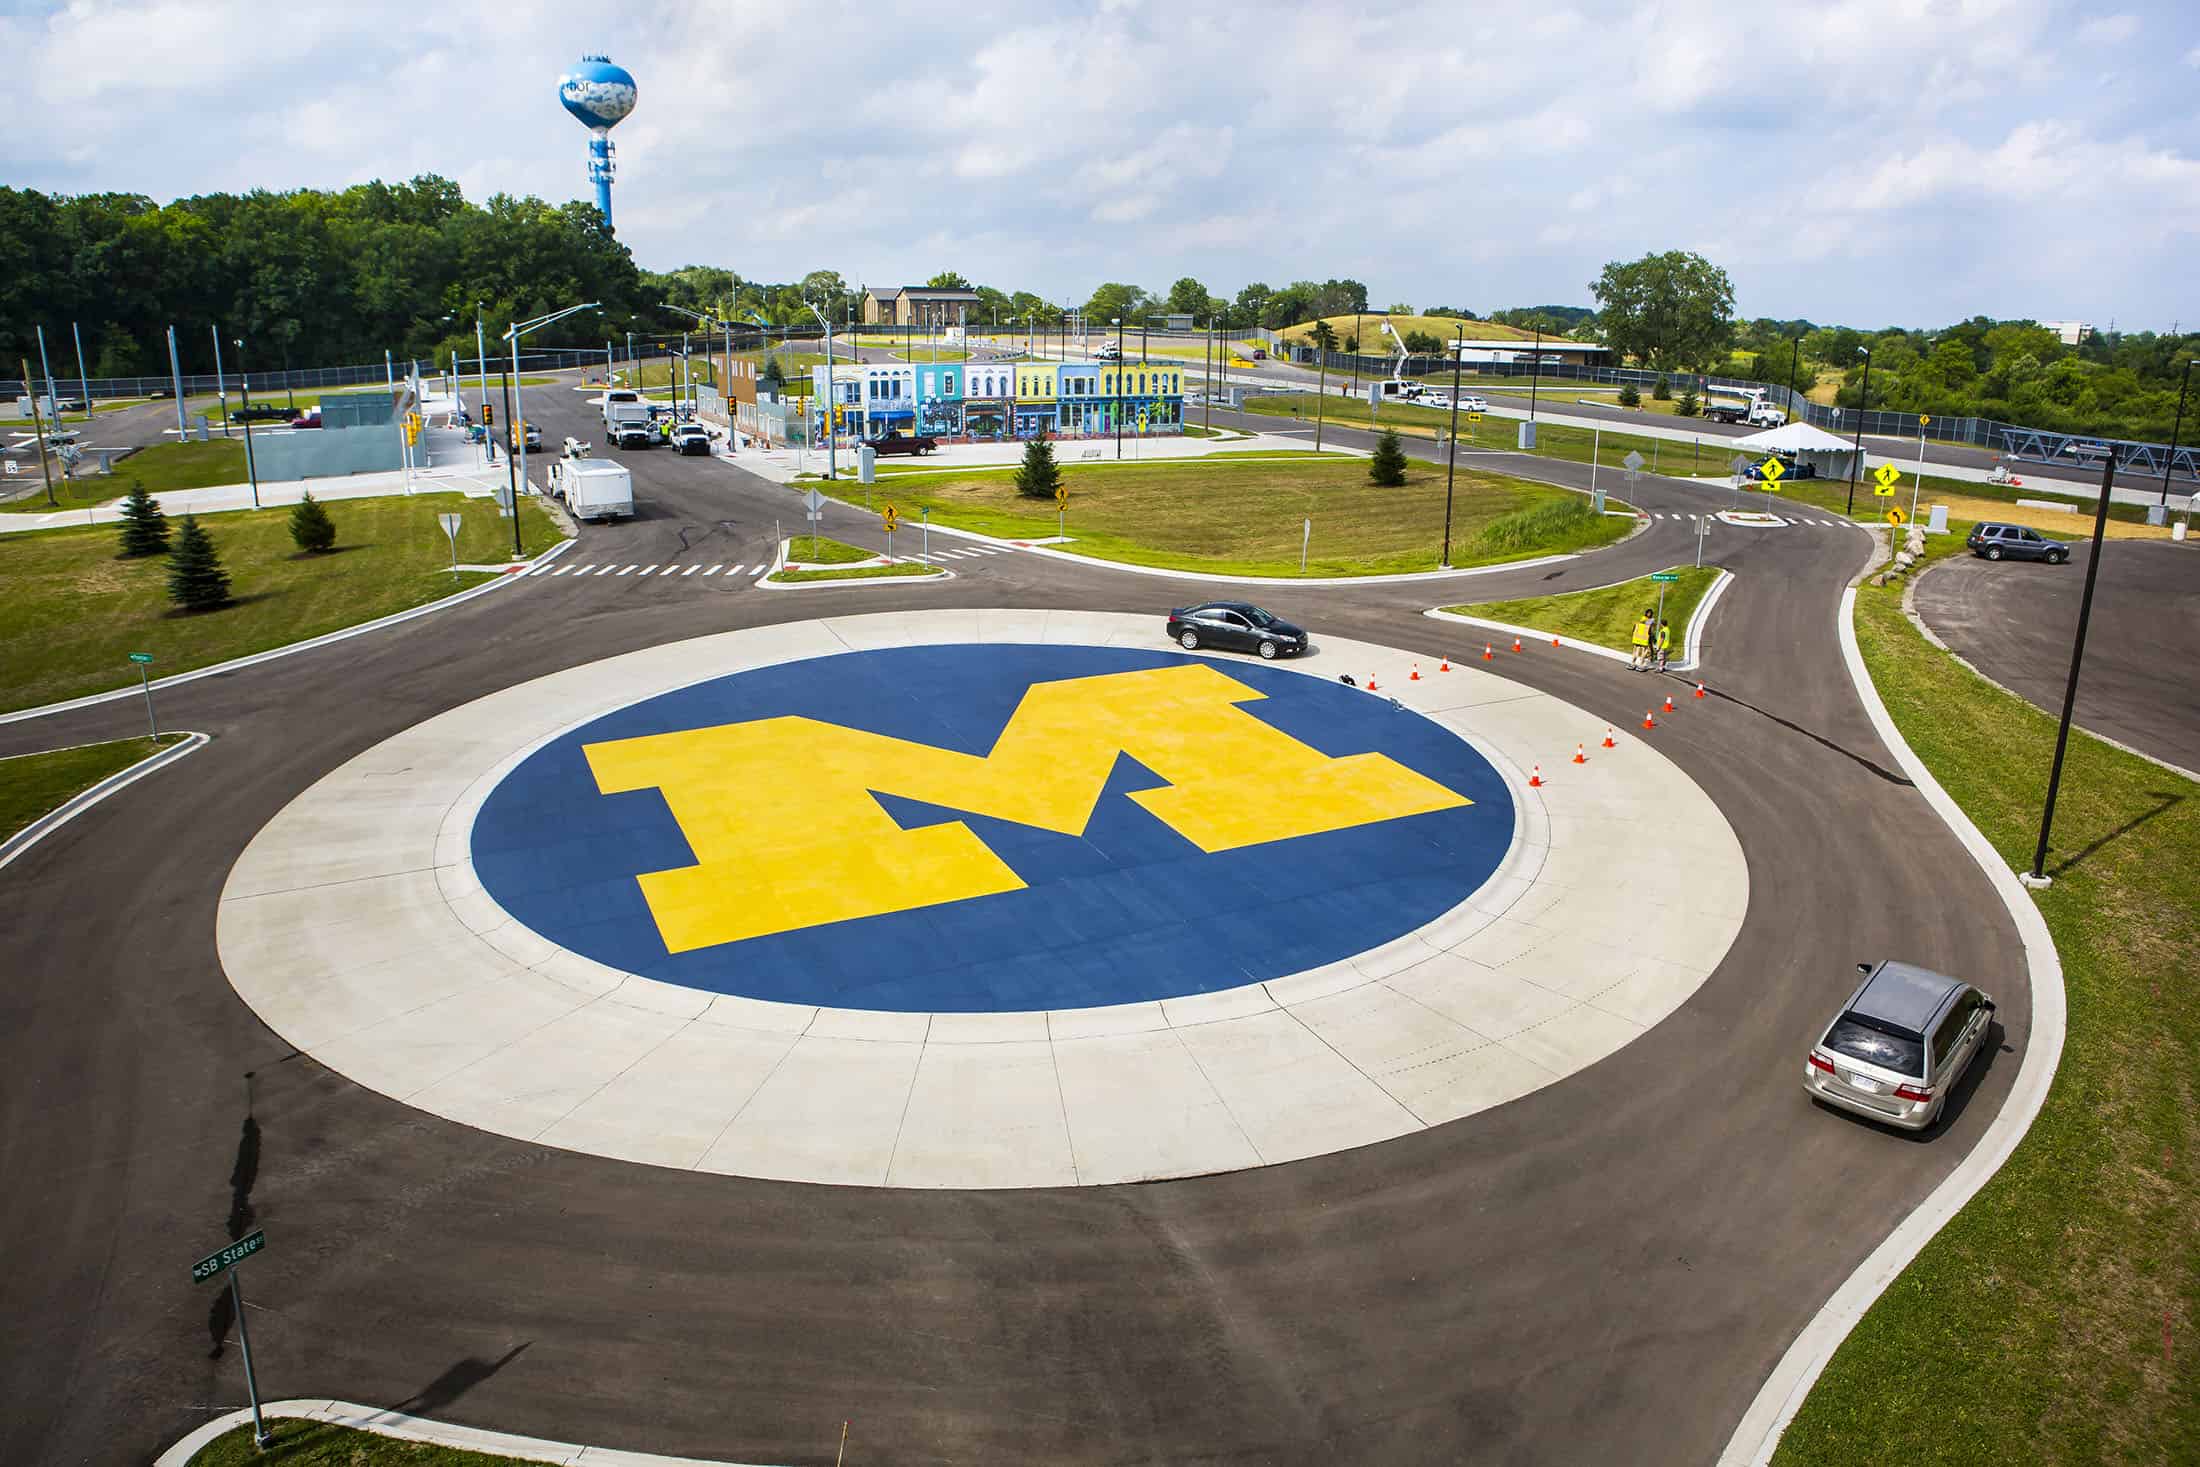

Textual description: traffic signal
[481,401,493,425]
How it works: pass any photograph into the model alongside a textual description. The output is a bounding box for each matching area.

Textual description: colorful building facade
[810,357,1182,443]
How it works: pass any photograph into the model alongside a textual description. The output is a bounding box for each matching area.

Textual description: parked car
[288,407,323,430]
[870,432,938,456]
[1250,348,1268,361]
[1094,341,1122,360]
[1804,961,1995,1131]
[1741,454,1816,480]
[1459,394,1489,413]
[1966,522,2069,563]
[1165,602,1308,660]
[670,423,712,455]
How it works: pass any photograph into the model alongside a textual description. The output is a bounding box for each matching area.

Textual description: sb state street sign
[470,646,1516,1014]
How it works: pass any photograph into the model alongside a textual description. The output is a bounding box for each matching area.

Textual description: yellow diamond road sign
[1886,506,1907,526]
[1758,457,1784,482]
[881,504,900,531]
[1055,485,1069,507]
[1873,462,1901,489]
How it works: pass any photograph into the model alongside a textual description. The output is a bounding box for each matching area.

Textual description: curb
[0,537,576,728]
[1421,567,1732,675]
[0,731,208,873]
[1717,586,2067,1464]
[154,1399,778,1467]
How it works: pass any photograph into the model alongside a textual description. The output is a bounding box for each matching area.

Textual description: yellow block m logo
[584,663,1467,953]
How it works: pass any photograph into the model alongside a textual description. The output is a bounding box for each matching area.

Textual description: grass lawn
[1772,525,2199,1463]
[188,1419,529,1466]
[185,378,555,421]
[820,456,1630,578]
[1440,564,1722,655]
[783,534,872,565]
[0,493,560,712]
[2,440,250,514]
[769,560,944,584]
[0,734,185,842]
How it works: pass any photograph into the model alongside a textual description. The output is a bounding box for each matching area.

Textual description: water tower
[558,56,638,233]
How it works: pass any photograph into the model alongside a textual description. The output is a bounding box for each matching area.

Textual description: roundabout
[218,610,1747,1188]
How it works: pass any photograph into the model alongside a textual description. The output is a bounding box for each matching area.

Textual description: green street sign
[1651,572,1681,582]
[191,1230,265,1284]
[128,652,154,664]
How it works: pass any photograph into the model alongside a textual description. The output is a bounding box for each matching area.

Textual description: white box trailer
[549,457,634,522]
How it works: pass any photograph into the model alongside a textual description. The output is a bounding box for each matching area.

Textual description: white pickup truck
[602,388,651,433]
[548,456,634,523]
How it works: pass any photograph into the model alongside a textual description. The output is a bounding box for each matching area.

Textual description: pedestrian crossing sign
[1873,462,1901,490]
[881,504,900,532]
[1758,457,1784,483]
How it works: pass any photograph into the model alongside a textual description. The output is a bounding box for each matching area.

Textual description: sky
[6,0,2196,331]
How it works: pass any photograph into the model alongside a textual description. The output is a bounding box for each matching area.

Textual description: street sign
[881,504,900,532]
[1758,457,1785,482]
[191,1230,265,1283]
[1885,506,1907,525]
[1728,454,1751,476]
[1920,416,1930,428]
[803,489,827,514]
[1651,572,1680,583]
[128,651,153,664]
[1055,485,1069,507]
[1623,450,1645,472]
[437,512,463,542]
[1873,462,1901,493]
[1467,412,1482,423]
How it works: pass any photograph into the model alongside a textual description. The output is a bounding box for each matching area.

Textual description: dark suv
[1966,521,2069,563]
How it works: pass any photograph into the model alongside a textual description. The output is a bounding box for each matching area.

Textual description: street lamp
[502,301,600,557]
[232,337,260,508]
[2160,359,2196,509]
[808,301,838,481]
[1442,323,1465,568]
[1844,346,1872,516]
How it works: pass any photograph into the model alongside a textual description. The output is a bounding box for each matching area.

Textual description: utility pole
[211,328,230,436]
[1844,346,1872,516]
[2160,359,2194,509]
[1442,325,1464,567]
[235,340,261,509]
[71,322,92,423]
[166,326,186,438]
[21,357,56,506]
[2025,451,2120,888]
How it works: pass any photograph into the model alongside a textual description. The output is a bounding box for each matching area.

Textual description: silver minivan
[1804,961,1996,1131]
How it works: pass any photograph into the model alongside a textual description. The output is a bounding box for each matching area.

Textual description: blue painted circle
[471,646,1515,1012]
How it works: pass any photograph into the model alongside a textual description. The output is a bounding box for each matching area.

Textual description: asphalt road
[0,373,2031,1467]
[1912,539,2199,772]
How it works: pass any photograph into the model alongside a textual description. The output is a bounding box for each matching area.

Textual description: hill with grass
[1274,313,1543,347]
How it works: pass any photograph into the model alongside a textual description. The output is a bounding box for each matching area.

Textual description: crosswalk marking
[658,565,679,575]
[617,565,637,575]
[683,564,702,576]
[704,564,722,575]
[640,565,658,574]
[727,564,744,575]
[552,565,573,576]
[592,564,615,575]
[750,564,768,578]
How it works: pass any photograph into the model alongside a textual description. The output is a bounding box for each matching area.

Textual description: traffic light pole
[499,365,521,557]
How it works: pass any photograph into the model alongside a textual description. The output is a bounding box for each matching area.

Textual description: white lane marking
[658,565,680,575]
[552,566,574,576]
[592,564,615,575]
[750,564,768,577]
[704,564,723,575]
[616,565,637,575]
[725,564,745,576]
[640,565,659,574]
[682,565,701,576]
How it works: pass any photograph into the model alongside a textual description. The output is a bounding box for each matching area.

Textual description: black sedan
[1166,602,1308,660]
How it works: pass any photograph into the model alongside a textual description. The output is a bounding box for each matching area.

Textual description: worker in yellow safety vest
[1655,619,1673,673]
[1630,610,1653,671]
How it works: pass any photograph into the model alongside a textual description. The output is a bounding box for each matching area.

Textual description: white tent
[1733,420,1859,482]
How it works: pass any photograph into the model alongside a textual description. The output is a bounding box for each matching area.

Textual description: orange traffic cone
[1512,637,1523,653]
[1438,657,1452,672]
[1528,764,1543,787]
[1410,663,1422,681]
[1643,709,1658,729]
[1694,682,1706,699]
[1482,643,1494,661]
[1663,693,1676,712]
[1602,726,1617,748]
[1366,676,1378,691]
[1572,743,1587,764]
[1552,634,1561,648]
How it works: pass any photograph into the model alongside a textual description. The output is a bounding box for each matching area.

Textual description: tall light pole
[1112,317,1124,459]
[2025,450,2121,888]
[503,301,600,556]
[211,328,231,437]
[1442,323,1465,568]
[1844,345,1872,516]
[71,322,92,421]
[232,337,260,508]
[2160,359,2195,509]
[809,302,838,480]
[1787,330,1802,415]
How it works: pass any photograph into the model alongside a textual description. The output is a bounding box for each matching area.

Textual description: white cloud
[5,0,2196,327]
